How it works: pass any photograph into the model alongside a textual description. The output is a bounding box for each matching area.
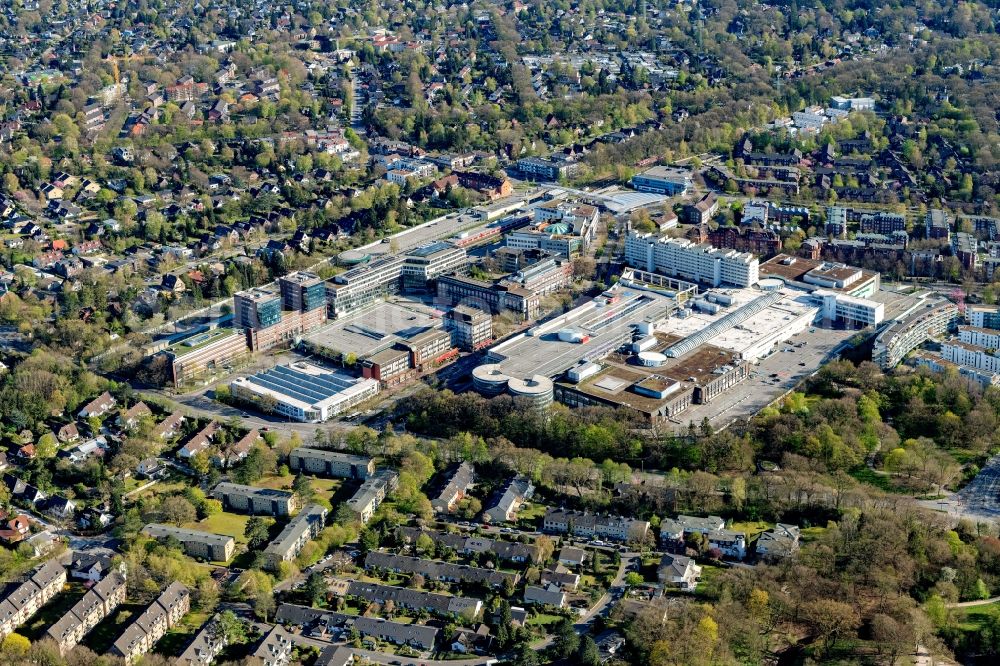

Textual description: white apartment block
[625,232,759,287]
[959,326,1000,349]
[941,341,1000,374]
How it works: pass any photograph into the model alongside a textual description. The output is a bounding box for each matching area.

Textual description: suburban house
[78,391,117,418]
[657,553,702,591]
[755,524,801,560]
[431,461,475,513]
[660,515,748,560]
[523,584,566,608]
[543,508,650,543]
[482,475,534,523]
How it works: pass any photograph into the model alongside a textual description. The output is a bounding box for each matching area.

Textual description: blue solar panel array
[246,365,359,405]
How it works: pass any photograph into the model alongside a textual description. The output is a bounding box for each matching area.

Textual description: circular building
[636,351,668,367]
[472,363,510,397]
[507,375,555,410]
[338,249,371,266]
[758,277,784,292]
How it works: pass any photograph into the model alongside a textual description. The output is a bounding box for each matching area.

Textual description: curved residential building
[873,298,958,369]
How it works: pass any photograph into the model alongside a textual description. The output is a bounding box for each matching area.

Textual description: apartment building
[660,515,747,560]
[263,504,328,570]
[873,298,958,369]
[482,476,534,524]
[926,209,951,240]
[111,582,190,665]
[141,524,235,562]
[437,274,539,320]
[516,156,578,181]
[46,569,127,655]
[941,340,1000,374]
[335,580,483,618]
[625,233,759,287]
[431,461,475,513]
[251,626,295,666]
[443,306,493,351]
[346,469,399,523]
[543,509,651,542]
[397,526,541,564]
[958,326,1000,349]
[177,616,227,665]
[364,552,520,589]
[288,448,374,479]
[212,483,298,516]
[0,559,66,639]
[968,305,1000,330]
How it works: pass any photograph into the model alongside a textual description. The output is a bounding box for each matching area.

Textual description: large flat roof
[231,362,378,413]
[487,288,679,378]
[304,298,444,358]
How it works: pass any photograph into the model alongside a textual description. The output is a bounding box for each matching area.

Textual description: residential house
[543,509,651,543]
[0,514,31,544]
[482,476,534,524]
[523,584,566,608]
[431,461,475,513]
[657,554,701,591]
[110,582,190,664]
[78,391,116,418]
[755,524,801,560]
[364,552,520,589]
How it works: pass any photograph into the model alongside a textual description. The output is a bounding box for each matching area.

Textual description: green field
[256,473,342,503]
[184,512,252,544]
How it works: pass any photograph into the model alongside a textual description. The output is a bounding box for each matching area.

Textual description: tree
[1,633,30,657]
[576,635,600,666]
[293,473,314,502]
[214,610,248,644]
[553,618,579,658]
[802,599,860,657]
[625,571,644,587]
[304,571,326,605]
[35,432,58,459]
[245,516,272,550]
[161,496,197,525]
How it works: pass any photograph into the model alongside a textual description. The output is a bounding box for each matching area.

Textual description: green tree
[245,516,273,550]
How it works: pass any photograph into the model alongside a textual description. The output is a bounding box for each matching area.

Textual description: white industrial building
[230,362,379,422]
[813,290,885,328]
[624,232,759,288]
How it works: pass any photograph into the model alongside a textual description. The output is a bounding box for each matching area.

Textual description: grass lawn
[155,611,210,658]
[800,526,829,542]
[515,501,548,525]
[84,603,148,654]
[955,600,1000,630]
[257,473,342,503]
[729,520,771,536]
[184,512,252,544]
[527,612,564,627]
[695,564,725,597]
[849,467,911,494]
[20,584,87,641]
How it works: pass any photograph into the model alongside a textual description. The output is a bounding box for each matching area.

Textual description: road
[946,596,1000,609]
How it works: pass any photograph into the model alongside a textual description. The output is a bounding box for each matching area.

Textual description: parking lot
[678,324,856,429]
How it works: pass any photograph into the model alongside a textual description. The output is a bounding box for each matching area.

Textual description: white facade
[941,341,1000,374]
[959,326,1000,349]
[624,233,758,287]
[815,290,884,327]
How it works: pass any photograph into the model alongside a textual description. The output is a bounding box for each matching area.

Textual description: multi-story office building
[505,200,599,258]
[263,504,328,570]
[288,448,374,479]
[437,274,539,320]
[361,347,414,386]
[443,305,493,351]
[326,244,468,318]
[230,362,379,422]
[625,233,759,287]
[142,524,235,562]
[814,290,885,328]
[759,254,880,298]
[502,256,573,295]
[234,288,283,330]
[399,242,468,290]
[873,298,958,368]
[346,469,399,523]
[212,482,298,516]
[278,271,327,313]
[630,166,692,195]
[165,328,251,387]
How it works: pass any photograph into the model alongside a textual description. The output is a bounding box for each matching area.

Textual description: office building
[288,448,374,479]
[163,327,251,388]
[142,524,235,562]
[443,305,493,351]
[437,274,539,320]
[212,482,298,516]
[399,242,468,290]
[505,200,599,258]
[502,255,573,295]
[625,233,759,287]
[814,290,884,328]
[263,504,328,570]
[346,469,399,523]
[759,254,880,298]
[279,271,327,312]
[630,166,692,195]
[230,362,379,423]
